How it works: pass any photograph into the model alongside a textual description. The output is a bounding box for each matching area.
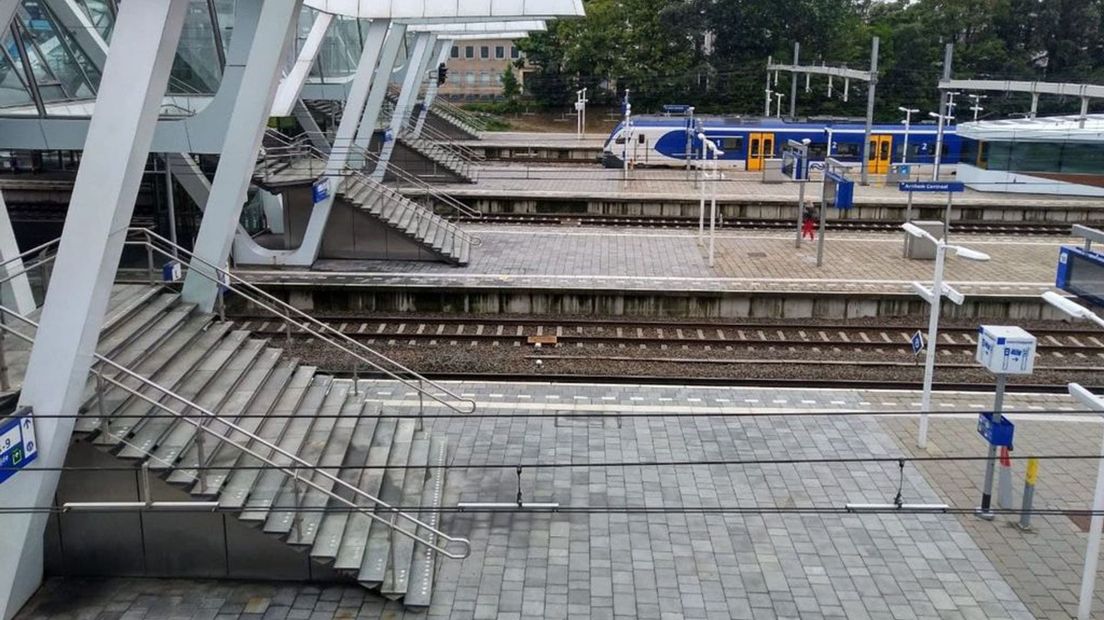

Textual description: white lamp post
[1068,382,1104,620]
[929,110,955,181]
[898,107,919,165]
[697,132,723,266]
[903,223,991,449]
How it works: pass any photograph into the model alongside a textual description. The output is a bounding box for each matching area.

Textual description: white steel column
[327,18,389,172]
[412,39,452,138]
[350,22,407,160]
[270,11,334,116]
[0,0,20,32]
[0,3,189,618]
[180,0,303,312]
[372,31,435,181]
[0,190,35,315]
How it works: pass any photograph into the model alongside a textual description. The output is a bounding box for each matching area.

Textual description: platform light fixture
[1042,292,1104,329]
[898,107,920,165]
[1068,383,1104,620]
[902,224,991,449]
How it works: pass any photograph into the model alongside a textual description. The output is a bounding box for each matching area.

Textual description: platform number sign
[911,331,924,356]
[0,408,38,485]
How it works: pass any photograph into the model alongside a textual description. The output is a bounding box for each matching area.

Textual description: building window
[480,46,490,59]
[510,46,520,59]
[495,46,505,59]
[464,46,474,59]
[450,46,459,59]
[480,72,490,85]
[465,72,475,85]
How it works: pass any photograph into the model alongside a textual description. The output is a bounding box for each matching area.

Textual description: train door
[868,134,892,174]
[634,132,648,165]
[747,133,775,171]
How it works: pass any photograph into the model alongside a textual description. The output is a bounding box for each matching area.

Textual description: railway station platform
[236,226,1070,320]
[456,132,607,163]
[15,380,1099,620]
[418,164,1104,225]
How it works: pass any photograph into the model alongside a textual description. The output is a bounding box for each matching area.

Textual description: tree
[501,66,521,99]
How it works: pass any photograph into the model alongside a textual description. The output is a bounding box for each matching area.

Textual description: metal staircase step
[380,437,430,599]
[404,435,448,608]
[94,324,237,449]
[156,346,283,474]
[331,416,397,571]
[117,331,255,459]
[76,301,197,419]
[310,401,381,561]
[414,214,433,242]
[95,293,181,358]
[283,383,368,547]
[430,224,448,251]
[78,314,215,436]
[357,418,416,586]
[182,360,303,493]
[99,285,165,337]
[458,238,471,266]
[236,375,333,522]
[212,365,316,504]
[263,380,349,537]
[131,337,267,464]
[395,203,418,232]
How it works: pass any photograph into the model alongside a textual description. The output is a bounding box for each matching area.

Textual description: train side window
[614,136,626,145]
[808,142,827,159]
[834,142,860,158]
[879,140,891,160]
[750,139,760,158]
[638,134,646,144]
[720,137,744,153]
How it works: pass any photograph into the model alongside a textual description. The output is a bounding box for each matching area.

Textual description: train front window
[614,136,625,145]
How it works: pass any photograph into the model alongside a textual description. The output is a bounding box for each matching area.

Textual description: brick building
[439,38,523,99]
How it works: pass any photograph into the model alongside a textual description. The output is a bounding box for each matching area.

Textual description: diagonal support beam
[271,11,334,116]
[0,3,189,619]
[412,39,452,138]
[181,0,303,312]
[0,190,35,316]
[372,31,435,181]
[351,21,407,159]
[41,0,108,69]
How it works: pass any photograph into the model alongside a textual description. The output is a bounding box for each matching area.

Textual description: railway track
[456,213,1079,235]
[235,315,1104,353]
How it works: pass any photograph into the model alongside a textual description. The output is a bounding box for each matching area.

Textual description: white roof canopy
[304,0,583,21]
[957,114,1104,143]
[448,32,534,40]
[407,20,546,33]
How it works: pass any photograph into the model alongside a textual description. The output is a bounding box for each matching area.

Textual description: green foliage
[516,0,1104,118]
[501,66,521,100]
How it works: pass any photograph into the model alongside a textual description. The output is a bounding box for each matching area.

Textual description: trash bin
[904,220,943,260]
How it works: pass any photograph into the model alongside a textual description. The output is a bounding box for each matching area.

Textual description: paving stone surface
[15,383,1070,619]
[251,227,1066,296]
[882,413,1104,619]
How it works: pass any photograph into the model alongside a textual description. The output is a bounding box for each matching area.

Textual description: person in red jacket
[801,204,818,240]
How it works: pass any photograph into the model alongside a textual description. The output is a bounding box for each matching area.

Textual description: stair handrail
[401,118,486,164]
[426,91,488,133]
[255,136,483,242]
[125,227,478,415]
[329,140,483,220]
[0,306,472,560]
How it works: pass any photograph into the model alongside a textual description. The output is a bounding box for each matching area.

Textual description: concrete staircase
[18,284,453,608]
[254,153,474,266]
[395,132,477,183]
[335,174,472,265]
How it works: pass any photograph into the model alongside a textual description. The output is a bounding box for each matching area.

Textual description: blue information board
[977,412,1014,448]
[899,181,965,193]
[0,409,38,485]
[1056,245,1104,307]
[825,171,855,210]
[311,178,330,204]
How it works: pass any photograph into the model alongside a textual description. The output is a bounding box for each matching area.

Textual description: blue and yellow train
[601,116,963,172]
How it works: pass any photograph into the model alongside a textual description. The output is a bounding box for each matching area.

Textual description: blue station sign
[977,412,1015,448]
[0,409,38,485]
[899,181,966,193]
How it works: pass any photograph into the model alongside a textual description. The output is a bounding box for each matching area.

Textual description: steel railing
[0,305,472,560]
[126,227,478,413]
[255,138,482,248]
